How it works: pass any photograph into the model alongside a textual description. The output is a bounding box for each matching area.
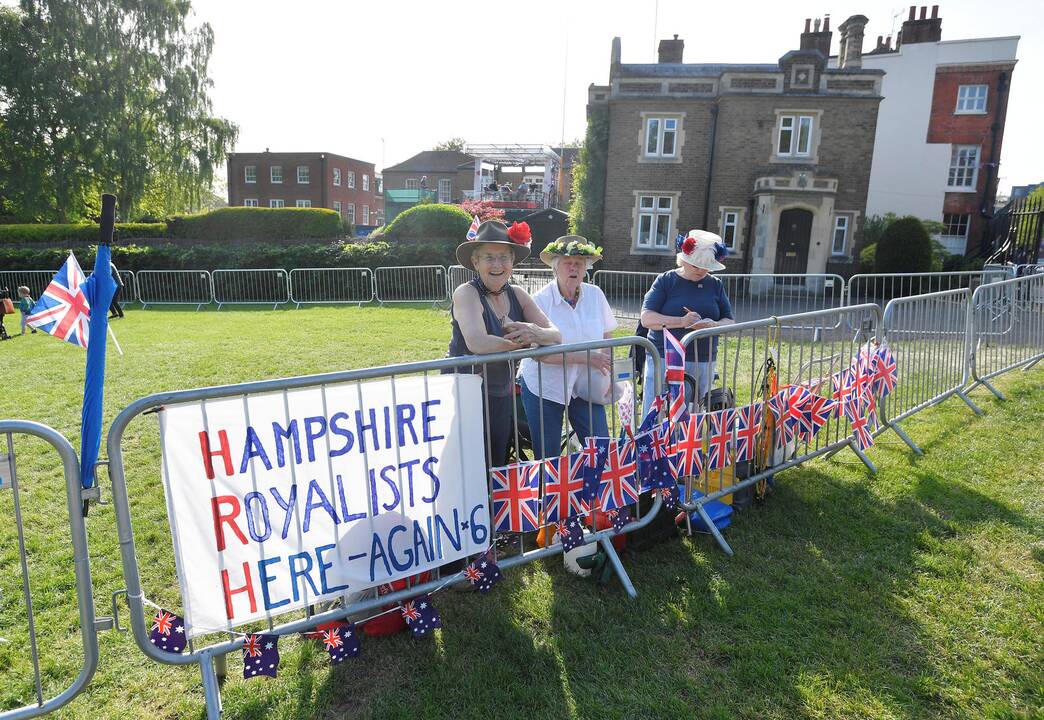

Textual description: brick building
[382,150,476,204]
[589,17,883,280]
[854,6,1018,255]
[226,151,384,229]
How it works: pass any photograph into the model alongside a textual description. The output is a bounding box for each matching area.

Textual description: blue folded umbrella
[677,484,733,532]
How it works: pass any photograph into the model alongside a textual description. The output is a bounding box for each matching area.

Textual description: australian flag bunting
[320,621,360,664]
[401,594,442,638]
[464,548,503,593]
[148,609,186,654]
[608,507,631,532]
[242,634,280,679]
[557,518,585,551]
[579,436,609,505]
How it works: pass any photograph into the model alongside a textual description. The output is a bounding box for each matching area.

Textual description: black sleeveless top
[446,278,525,397]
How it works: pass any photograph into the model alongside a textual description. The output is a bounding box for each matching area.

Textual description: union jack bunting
[466,215,480,240]
[832,368,856,417]
[242,634,280,679]
[148,609,185,654]
[579,436,609,504]
[672,413,705,477]
[644,420,680,490]
[400,594,441,638]
[491,461,541,532]
[733,403,763,463]
[599,439,639,511]
[768,385,810,445]
[664,330,688,425]
[542,452,587,523]
[464,548,502,593]
[706,409,735,471]
[872,344,898,397]
[850,412,874,451]
[798,394,834,441]
[26,253,91,348]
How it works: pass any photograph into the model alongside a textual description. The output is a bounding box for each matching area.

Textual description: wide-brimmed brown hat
[455,220,532,270]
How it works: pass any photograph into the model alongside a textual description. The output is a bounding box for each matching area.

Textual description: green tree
[569,108,609,243]
[433,138,467,152]
[0,1,236,222]
[876,216,933,273]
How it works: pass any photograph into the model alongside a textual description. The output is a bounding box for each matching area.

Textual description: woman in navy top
[640,230,734,415]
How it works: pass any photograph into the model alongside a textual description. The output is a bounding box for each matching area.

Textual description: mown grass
[0,305,1041,720]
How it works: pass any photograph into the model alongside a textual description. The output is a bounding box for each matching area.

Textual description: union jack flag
[579,436,609,505]
[832,368,856,417]
[242,633,280,679]
[664,331,688,425]
[26,253,91,348]
[798,394,834,441]
[466,215,480,240]
[706,409,734,471]
[733,403,762,463]
[850,412,874,451]
[542,452,587,522]
[599,439,639,511]
[148,609,185,654]
[872,345,898,397]
[491,461,540,532]
[672,413,704,477]
[769,385,810,446]
[400,594,441,638]
[464,548,502,593]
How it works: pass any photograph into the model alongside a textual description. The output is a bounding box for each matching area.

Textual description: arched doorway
[775,208,813,275]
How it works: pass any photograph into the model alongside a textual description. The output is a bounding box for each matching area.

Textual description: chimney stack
[657,34,684,63]
[837,15,868,69]
[898,3,943,46]
[799,15,832,56]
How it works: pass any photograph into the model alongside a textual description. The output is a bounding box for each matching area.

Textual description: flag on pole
[664,330,688,425]
[466,215,480,240]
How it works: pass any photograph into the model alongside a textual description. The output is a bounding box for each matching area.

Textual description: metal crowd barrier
[846,270,1006,308]
[212,269,290,310]
[115,270,136,304]
[105,337,662,719]
[446,264,475,294]
[136,270,214,310]
[591,270,659,322]
[374,265,448,305]
[878,288,981,455]
[0,271,57,301]
[0,421,100,720]
[288,268,375,306]
[674,303,883,555]
[968,273,1044,401]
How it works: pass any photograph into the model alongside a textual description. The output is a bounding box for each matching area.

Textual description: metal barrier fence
[0,271,59,302]
[115,270,136,304]
[288,268,375,306]
[674,303,883,555]
[374,265,448,304]
[136,270,214,309]
[212,269,290,309]
[592,271,845,325]
[105,337,663,718]
[968,273,1044,400]
[879,288,981,455]
[846,271,1005,308]
[0,421,100,720]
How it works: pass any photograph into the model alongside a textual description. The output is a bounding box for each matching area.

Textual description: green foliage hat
[539,235,603,266]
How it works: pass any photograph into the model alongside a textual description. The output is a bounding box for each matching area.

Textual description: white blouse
[519,281,618,404]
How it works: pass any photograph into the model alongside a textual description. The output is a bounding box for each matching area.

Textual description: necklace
[478,281,507,296]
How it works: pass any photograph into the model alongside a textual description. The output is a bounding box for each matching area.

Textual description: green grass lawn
[1,305,1042,719]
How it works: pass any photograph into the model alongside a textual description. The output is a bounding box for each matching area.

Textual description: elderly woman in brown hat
[446,220,560,467]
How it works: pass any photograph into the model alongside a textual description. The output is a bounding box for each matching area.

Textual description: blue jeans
[642,354,715,418]
[519,379,609,460]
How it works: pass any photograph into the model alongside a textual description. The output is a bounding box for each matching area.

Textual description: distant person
[109,262,125,318]
[17,286,36,334]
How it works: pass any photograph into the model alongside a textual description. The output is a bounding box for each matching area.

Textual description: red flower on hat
[682,237,696,254]
[507,221,532,247]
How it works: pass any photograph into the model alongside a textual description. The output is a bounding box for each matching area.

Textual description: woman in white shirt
[519,236,617,459]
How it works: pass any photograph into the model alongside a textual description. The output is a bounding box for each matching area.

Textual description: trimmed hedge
[376,204,471,241]
[167,207,344,241]
[0,223,167,245]
[876,216,933,273]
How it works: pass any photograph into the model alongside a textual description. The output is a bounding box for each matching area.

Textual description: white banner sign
[158,374,489,638]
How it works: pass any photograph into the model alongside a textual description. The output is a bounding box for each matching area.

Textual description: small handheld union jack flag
[242,634,280,679]
[466,215,480,240]
[706,409,734,471]
[319,621,360,664]
[464,548,503,593]
[491,461,541,533]
[400,594,441,638]
[542,452,587,523]
[733,403,762,463]
[664,331,688,425]
[26,253,91,348]
[148,609,185,654]
[599,439,639,511]
[557,518,585,551]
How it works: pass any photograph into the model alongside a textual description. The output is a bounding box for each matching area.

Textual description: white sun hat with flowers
[677,229,728,272]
